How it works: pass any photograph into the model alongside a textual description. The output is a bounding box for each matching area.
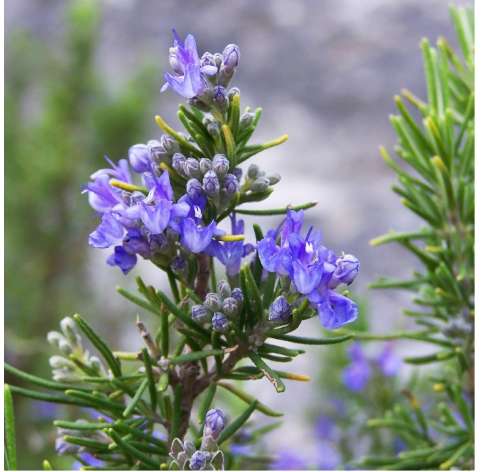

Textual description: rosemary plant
[5,29,360,470]
[357,5,474,470]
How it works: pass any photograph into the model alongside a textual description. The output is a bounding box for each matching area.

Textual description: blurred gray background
[6,0,469,466]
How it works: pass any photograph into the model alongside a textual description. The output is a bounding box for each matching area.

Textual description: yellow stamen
[109,179,147,194]
[217,234,245,242]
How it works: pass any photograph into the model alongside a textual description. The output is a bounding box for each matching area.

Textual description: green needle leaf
[123,378,148,417]
[4,385,17,470]
[248,351,286,393]
[217,400,258,445]
[270,333,353,345]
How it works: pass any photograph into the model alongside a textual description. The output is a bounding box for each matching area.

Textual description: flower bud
[60,317,79,345]
[217,279,231,298]
[47,331,63,348]
[212,154,229,176]
[231,287,244,306]
[206,122,221,139]
[199,158,213,174]
[213,86,228,111]
[268,295,292,322]
[128,144,151,173]
[232,167,243,180]
[147,139,166,164]
[330,254,360,288]
[247,164,260,180]
[222,297,238,317]
[190,451,209,470]
[227,87,240,100]
[58,339,73,355]
[160,134,179,154]
[223,174,239,195]
[223,44,240,71]
[200,51,217,70]
[172,153,186,174]
[183,158,201,179]
[171,256,187,276]
[212,312,229,332]
[204,292,221,312]
[267,173,281,185]
[186,178,203,199]
[49,355,73,369]
[250,176,270,193]
[203,170,220,196]
[204,408,226,438]
[240,112,255,129]
[191,304,210,323]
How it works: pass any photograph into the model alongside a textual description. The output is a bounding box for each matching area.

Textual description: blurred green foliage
[5,0,157,467]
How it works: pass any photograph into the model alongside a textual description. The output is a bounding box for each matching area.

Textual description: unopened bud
[186,178,203,199]
[204,408,226,438]
[183,158,201,179]
[212,154,229,176]
[267,173,281,185]
[199,158,213,175]
[203,170,220,196]
[250,176,270,193]
[191,304,210,323]
[222,297,238,317]
[217,280,231,298]
[212,312,229,333]
[231,288,244,306]
[247,164,260,180]
[240,112,255,129]
[128,144,151,173]
[222,44,240,71]
[172,153,186,174]
[204,292,221,312]
[223,174,239,195]
[268,296,292,323]
[60,317,79,345]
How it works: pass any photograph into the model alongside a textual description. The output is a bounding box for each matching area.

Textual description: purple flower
[203,170,220,196]
[107,246,137,274]
[128,143,152,173]
[139,199,172,234]
[271,451,307,470]
[258,210,359,329]
[329,254,360,288]
[377,342,401,377]
[315,291,358,330]
[315,416,337,441]
[207,215,254,276]
[88,212,124,248]
[181,218,218,253]
[161,31,207,99]
[342,342,371,392]
[317,442,341,470]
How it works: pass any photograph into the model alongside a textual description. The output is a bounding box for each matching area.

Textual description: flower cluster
[343,342,401,392]
[245,163,281,194]
[162,30,239,107]
[169,409,226,470]
[85,155,228,274]
[191,280,244,333]
[258,210,360,329]
[47,317,105,382]
[173,153,240,210]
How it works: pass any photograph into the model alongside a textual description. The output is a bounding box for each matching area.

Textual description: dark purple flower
[342,342,371,392]
[107,246,137,274]
[162,31,206,99]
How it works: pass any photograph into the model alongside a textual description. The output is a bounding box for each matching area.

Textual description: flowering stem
[195,253,210,299]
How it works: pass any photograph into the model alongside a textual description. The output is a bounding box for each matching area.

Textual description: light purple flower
[181,218,218,253]
[342,342,371,392]
[377,342,401,377]
[271,451,308,470]
[162,30,206,99]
